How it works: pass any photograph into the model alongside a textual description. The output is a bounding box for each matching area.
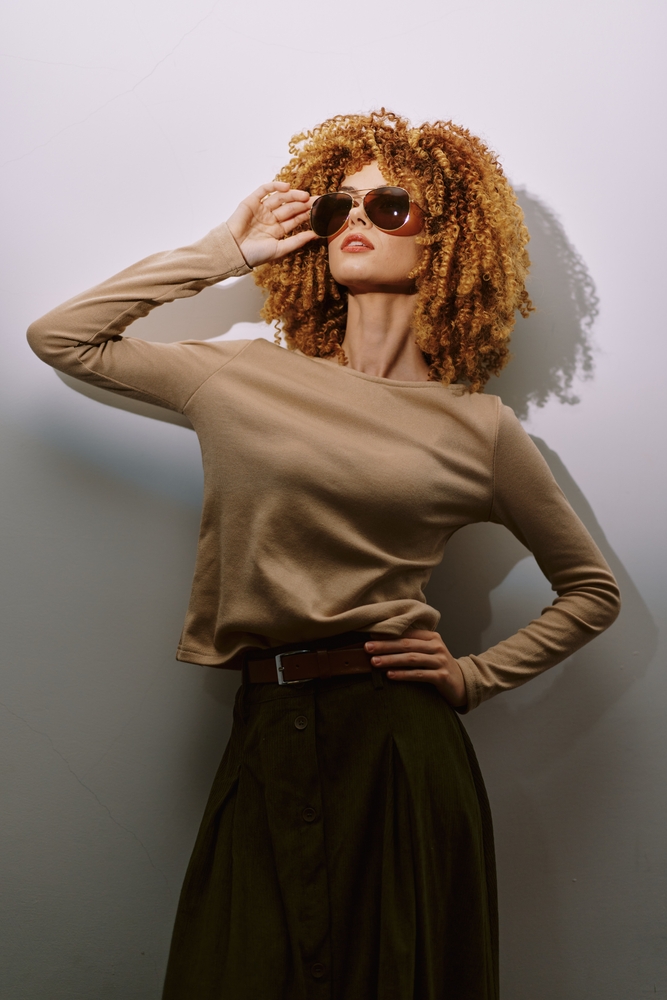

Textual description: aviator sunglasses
[309,186,424,239]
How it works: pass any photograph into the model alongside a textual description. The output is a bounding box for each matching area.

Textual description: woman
[27,111,620,999]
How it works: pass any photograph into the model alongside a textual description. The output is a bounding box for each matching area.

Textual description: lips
[340,232,374,251]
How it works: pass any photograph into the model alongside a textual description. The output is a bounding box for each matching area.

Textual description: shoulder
[444,390,542,464]
[172,337,254,358]
[162,336,270,371]
[443,385,504,433]
[181,336,284,362]
[455,390,528,437]
[451,387,502,412]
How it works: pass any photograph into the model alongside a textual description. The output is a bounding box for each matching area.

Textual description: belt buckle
[275,649,312,685]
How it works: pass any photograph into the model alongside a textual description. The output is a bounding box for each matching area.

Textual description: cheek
[379,236,421,276]
[401,238,422,269]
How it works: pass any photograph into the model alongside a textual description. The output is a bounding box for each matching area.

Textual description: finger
[273,198,315,224]
[280,209,313,234]
[370,652,439,670]
[384,668,439,685]
[269,228,320,260]
[249,181,290,203]
[261,188,312,212]
[365,637,441,656]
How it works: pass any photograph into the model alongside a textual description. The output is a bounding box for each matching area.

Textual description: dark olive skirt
[162,668,498,1000]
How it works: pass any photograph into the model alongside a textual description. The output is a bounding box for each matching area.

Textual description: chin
[330,260,392,288]
[335,273,413,294]
[329,247,418,291]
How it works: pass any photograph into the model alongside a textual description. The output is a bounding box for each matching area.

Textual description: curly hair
[253,110,532,390]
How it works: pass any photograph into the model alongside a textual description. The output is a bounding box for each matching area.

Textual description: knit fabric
[27,223,620,711]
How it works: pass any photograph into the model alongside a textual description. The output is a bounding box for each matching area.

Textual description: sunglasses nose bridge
[347,195,372,226]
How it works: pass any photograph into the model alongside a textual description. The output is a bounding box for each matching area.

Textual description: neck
[340,288,430,381]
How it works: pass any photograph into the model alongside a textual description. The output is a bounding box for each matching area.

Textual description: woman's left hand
[365,629,467,709]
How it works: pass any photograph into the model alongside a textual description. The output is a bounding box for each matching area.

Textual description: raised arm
[27,183,318,413]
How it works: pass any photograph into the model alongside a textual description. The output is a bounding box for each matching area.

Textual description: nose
[347,197,371,228]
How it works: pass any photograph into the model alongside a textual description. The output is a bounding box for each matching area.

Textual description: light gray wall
[1,0,665,996]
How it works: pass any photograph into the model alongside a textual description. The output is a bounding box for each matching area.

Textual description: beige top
[27,222,620,711]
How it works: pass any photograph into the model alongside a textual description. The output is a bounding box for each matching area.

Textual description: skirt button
[311,963,326,978]
[294,715,308,730]
[302,806,317,823]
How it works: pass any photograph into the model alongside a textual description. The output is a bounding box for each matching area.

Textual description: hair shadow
[491,188,598,420]
[425,444,656,999]
[424,190,655,997]
[46,191,654,998]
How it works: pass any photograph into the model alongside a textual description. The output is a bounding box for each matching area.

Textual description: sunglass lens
[310,193,353,238]
[364,187,410,231]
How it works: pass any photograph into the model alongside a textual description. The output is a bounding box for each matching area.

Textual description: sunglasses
[309,186,424,239]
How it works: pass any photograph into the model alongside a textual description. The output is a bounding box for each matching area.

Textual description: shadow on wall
[423,189,657,998]
[130,272,268,345]
[425,449,656,997]
[491,188,598,418]
[55,273,269,429]
[56,187,598,427]
[50,189,657,998]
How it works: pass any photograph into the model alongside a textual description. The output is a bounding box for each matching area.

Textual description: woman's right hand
[226,182,319,268]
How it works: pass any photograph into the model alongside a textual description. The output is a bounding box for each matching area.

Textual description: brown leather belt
[246,642,373,685]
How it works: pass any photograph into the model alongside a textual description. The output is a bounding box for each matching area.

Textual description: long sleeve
[26,222,252,413]
[26,233,622,682]
[456,403,621,711]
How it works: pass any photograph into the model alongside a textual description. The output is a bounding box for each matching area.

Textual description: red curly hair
[254,110,532,390]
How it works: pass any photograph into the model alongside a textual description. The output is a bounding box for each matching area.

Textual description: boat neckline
[291,347,466,390]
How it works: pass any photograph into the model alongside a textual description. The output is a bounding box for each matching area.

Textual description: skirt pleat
[162,670,498,1000]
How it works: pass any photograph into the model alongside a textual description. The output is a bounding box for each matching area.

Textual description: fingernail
[372,656,380,665]
[365,642,374,651]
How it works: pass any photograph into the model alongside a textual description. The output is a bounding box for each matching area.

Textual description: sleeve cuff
[195,221,253,279]
[454,656,482,714]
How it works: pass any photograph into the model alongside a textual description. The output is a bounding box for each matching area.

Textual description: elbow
[568,574,622,638]
[26,314,65,368]
[599,577,622,632]
[26,317,51,361]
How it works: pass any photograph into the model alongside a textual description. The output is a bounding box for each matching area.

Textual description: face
[326,162,422,293]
